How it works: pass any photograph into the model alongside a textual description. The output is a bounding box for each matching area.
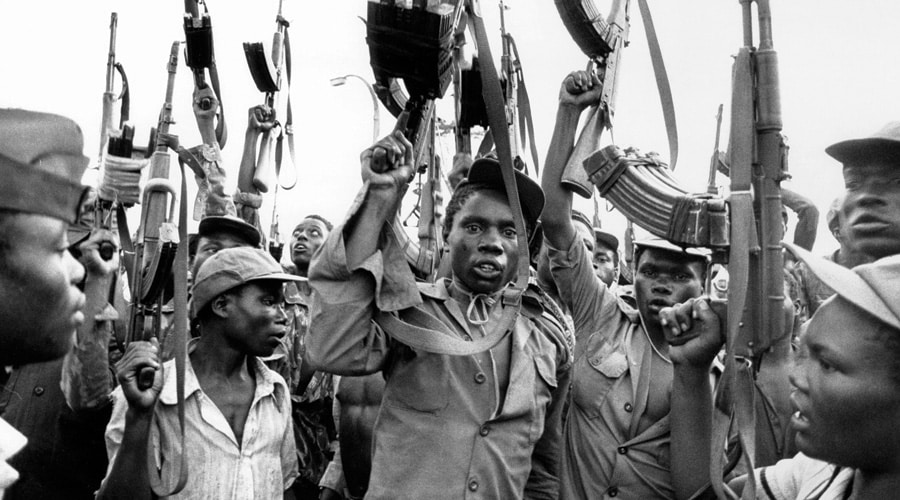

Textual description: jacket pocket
[530,353,558,443]
[571,337,628,419]
[382,349,449,413]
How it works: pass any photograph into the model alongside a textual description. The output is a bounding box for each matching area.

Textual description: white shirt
[0,417,27,497]
[754,453,854,500]
[103,345,299,499]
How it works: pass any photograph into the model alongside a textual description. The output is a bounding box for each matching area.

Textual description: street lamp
[330,74,380,142]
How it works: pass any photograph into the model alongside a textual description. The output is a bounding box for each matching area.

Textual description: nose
[477,228,503,255]
[789,339,810,393]
[65,250,85,286]
[274,303,289,325]
[650,278,672,295]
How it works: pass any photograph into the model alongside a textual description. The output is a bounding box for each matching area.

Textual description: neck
[191,327,251,380]
[294,263,309,278]
[854,468,900,500]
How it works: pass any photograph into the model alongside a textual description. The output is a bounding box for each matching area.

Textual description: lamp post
[330,74,380,141]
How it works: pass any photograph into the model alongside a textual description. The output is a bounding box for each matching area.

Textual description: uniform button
[479,426,490,437]
[468,479,479,491]
[608,486,618,497]
[474,372,486,384]
[624,402,633,412]
[617,446,627,455]
[33,386,44,396]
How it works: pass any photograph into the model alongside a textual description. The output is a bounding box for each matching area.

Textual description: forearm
[671,364,714,499]
[344,185,399,269]
[238,128,262,192]
[539,104,582,249]
[96,409,154,500]
[61,271,115,410]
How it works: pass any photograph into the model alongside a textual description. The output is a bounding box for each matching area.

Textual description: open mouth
[473,261,502,279]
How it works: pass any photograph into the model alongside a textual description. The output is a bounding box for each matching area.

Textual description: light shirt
[103,341,299,499]
[754,453,854,500]
[0,417,27,496]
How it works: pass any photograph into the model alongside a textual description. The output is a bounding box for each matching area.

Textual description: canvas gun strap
[147,161,190,496]
[275,19,297,191]
[506,35,540,175]
[373,1,527,356]
[636,0,678,169]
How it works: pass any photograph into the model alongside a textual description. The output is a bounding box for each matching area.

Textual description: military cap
[826,121,900,164]
[0,108,90,224]
[461,153,544,230]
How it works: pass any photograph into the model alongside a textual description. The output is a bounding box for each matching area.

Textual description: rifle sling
[147,161,190,496]
[506,35,540,175]
[636,0,678,169]
[373,3,527,357]
[276,22,297,191]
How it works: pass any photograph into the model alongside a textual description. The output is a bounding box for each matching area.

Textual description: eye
[674,272,691,281]
[309,229,321,237]
[465,223,482,234]
[502,227,517,238]
[262,296,276,306]
[641,269,657,278]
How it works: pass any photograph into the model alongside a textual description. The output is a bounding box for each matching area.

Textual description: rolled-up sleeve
[307,188,423,376]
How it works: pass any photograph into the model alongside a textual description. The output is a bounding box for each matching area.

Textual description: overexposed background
[1,1,898,256]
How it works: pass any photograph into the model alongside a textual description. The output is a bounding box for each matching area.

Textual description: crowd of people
[1,42,899,500]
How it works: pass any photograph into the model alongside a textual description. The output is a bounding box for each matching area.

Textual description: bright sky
[1,1,898,255]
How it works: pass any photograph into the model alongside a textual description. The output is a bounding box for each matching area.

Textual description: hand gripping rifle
[183,0,227,148]
[242,0,295,195]
[581,1,787,496]
[556,0,678,197]
[126,41,190,496]
[366,0,461,280]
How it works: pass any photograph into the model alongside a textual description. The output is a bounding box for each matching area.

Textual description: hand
[659,297,725,367]
[559,70,603,111]
[116,339,164,412]
[247,105,276,133]
[360,111,414,193]
[193,85,220,121]
[77,229,119,277]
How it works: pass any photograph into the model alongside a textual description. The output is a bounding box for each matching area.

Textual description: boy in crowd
[98,247,299,499]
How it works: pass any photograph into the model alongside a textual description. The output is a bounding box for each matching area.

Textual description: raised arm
[539,70,602,251]
[306,125,417,375]
[96,340,164,500]
[660,298,725,500]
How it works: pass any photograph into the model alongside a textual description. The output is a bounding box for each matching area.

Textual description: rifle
[242,0,292,195]
[557,0,630,198]
[707,104,723,196]
[183,0,227,148]
[125,41,190,497]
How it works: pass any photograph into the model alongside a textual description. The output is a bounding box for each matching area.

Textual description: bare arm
[660,298,725,500]
[61,229,119,410]
[781,188,819,251]
[96,340,164,500]
[540,70,602,251]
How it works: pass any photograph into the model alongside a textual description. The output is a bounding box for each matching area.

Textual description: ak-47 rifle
[707,104,724,196]
[183,0,227,148]
[557,0,630,198]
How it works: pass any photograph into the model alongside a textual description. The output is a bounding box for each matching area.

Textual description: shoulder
[521,284,574,367]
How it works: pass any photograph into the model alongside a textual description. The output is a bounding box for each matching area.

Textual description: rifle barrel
[106,13,118,91]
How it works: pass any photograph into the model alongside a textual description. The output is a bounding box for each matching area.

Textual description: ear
[210,293,231,320]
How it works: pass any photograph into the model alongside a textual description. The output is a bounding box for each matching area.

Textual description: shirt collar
[159,338,288,412]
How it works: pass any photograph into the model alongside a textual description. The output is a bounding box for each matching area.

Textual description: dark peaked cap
[0,108,90,224]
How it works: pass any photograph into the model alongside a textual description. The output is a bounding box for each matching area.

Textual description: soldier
[0,109,95,495]
[540,70,710,499]
[307,128,571,499]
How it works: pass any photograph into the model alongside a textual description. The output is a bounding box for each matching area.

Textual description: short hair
[301,214,333,232]
[443,182,535,242]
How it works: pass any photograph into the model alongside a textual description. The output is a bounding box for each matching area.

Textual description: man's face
[633,248,704,331]
[842,161,900,259]
[789,298,900,469]
[219,281,290,358]
[192,231,252,278]
[592,242,618,287]
[446,190,518,295]
[290,218,329,272]
[0,214,85,364]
